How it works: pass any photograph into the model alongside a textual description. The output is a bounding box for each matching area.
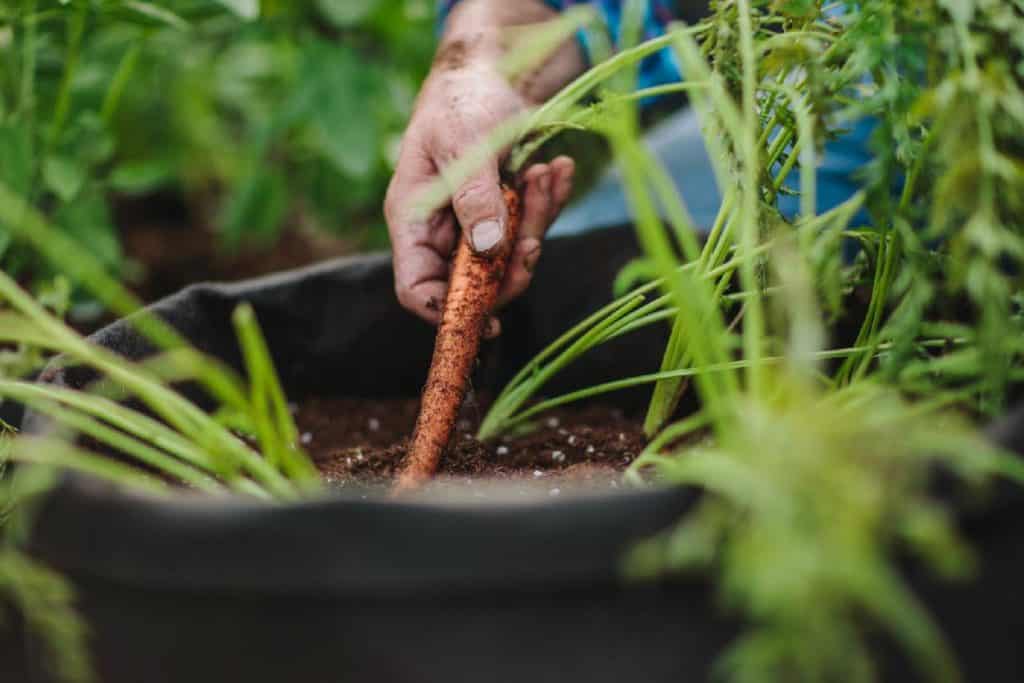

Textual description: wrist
[439,0,554,64]
[442,0,557,39]
[436,0,585,104]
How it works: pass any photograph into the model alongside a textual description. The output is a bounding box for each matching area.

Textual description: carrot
[393,185,522,493]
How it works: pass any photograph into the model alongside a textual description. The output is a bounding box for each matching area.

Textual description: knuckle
[452,181,496,219]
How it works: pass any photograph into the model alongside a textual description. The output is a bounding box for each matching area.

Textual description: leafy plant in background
[0,119,324,680]
[0,0,436,304]
[112,0,438,249]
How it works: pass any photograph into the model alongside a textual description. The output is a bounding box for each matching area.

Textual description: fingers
[495,237,543,309]
[519,162,554,241]
[390,214,455,325]
[386,144,575,328]
[495,156,575,308]
[519,156,575,241]
[451,161,510,255]
[550,155,575,207]
[385,148,459,325]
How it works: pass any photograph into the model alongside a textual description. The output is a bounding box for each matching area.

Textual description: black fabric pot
[11,226,1024,682]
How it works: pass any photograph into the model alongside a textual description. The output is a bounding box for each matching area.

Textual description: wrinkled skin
[384,0,586,336]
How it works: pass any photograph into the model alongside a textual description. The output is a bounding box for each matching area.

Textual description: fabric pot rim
[22,227,695,597]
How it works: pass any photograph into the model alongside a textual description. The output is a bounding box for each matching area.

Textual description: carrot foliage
[479,1,1024,680]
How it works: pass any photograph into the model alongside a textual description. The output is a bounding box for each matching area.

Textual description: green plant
[116,0,438,249]
[0,0,437,302]
[624,378,1024,682]
[476,0,1024,433]
[463,0,1024,680]
[0,136,323,678]
[0,174,321,498]
[1,420,94,683]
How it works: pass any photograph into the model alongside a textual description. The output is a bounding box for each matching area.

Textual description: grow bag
[13,226,1024,682]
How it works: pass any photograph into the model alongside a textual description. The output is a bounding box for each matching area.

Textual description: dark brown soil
[293,397,648,494]
[115,192,357,304]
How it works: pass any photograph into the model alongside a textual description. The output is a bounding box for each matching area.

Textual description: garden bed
[12,227,1024,682]
[297,397,646,492]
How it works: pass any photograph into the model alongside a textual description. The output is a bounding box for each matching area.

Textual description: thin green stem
[17,398,222,493]
[233,304,318,485]
[499,345,884,431]
[0,179,248,410]
[0,380,224,478]
[0,271,295,497]
[479,294,647,440]
[11,437,169,496]
[17,0,37,118]
[100,38,145,126]
[47,3,86,148]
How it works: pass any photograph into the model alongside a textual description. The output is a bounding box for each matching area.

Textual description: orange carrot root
[393,186,522,494]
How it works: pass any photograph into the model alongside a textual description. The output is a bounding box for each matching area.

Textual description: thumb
[452,162,509,255]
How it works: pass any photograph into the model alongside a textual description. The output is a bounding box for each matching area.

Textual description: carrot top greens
[478,1,1024,679]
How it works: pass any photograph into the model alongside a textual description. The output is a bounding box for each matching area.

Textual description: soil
[293,397,648,495]
[115,192,357,304]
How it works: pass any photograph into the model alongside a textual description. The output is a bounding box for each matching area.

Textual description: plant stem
[100,38,145,126]
[47,2,86,149]
[17,0,37,118]
[497,344,883,431]
[0,270,296,497]
[11,437,169,496]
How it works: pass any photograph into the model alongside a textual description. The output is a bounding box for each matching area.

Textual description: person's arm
[384,0,586,331]
[438,1,589,102]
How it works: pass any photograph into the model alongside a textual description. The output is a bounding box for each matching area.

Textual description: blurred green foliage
[0,0,436,284]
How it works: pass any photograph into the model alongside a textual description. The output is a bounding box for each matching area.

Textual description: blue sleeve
[437,1,683,92]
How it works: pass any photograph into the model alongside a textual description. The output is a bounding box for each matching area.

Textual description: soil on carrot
[292,397,648,494]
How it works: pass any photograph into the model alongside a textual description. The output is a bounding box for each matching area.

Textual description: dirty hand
[384,0,585,335]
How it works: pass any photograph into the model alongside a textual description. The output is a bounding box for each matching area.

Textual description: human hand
[384,0,583,335]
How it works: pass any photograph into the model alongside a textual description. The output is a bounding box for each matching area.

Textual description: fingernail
[470,220,503,253]
[524,244,541,273]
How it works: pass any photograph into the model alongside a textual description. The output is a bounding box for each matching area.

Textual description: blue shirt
[438,0,683,92]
